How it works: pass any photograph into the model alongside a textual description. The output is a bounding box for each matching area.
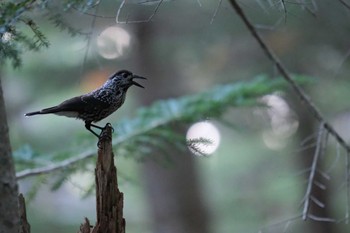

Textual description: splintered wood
[78,125,125,233]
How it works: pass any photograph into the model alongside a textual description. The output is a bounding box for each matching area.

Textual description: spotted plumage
[25,70,146,137]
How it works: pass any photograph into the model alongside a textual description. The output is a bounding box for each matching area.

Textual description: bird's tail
[25,106,60,116]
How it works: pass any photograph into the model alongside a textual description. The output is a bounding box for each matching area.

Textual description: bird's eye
[123,72,131,78]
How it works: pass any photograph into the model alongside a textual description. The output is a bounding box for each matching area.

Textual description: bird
[25,69,146,138]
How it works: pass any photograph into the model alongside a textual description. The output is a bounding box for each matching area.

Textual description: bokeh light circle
[97,27,131,59]
[186,121,221,156]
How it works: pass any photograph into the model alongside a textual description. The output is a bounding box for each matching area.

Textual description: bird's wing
[60,95,109,112]
[39,95,109,114]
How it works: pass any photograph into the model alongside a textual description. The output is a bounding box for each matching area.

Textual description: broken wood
[78,124,125,233]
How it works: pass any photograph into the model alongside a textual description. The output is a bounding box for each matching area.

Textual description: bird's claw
[104,123,114,133]
[97,140,103,149]
[97,133,112,148]
[98,124,113,140]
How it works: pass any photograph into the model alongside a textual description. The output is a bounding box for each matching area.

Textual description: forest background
[2,1,350,233]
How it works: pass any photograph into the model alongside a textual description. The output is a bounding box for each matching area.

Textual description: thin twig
[300,132,317,146]
[282,219,291,233]
[255,0,269,14]
[81,5,99,75]
[310,195,325,208]
[302,123,325,220]
[228,0,350,155]
[16,148,96,179]
[16,116,173,179]
[280,0,287,24]
[316,169,330,180]
[196,0,203,7]
[338,0,350,10]
[72,6,115,18]
[313,180,326,190]
[210,0,223,24]
[254,16,284,31]
[116,0,164,24]
[258,214,302,232]
[333,47,350,79]
[308,214,335,222]
[292,141,316,154]
[346,149,350,223]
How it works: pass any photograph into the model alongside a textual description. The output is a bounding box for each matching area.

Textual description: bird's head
[109,70,146,90]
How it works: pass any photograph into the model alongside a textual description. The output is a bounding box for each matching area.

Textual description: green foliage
[0,1,48,67]
[48,13,88,37]
[0,0,92,67]
[14,74,310,195]
[187,137,213,157]
[115,75,309,160]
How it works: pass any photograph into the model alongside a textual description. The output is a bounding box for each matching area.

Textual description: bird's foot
[97,132,111,149]
[104,123,114,133]
[98,123,113,141]
[97,140,103,149]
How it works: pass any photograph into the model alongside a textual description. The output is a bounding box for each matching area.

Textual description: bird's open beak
[132,75,147,88]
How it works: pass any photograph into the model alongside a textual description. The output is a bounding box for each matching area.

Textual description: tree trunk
[134,20,211,233]
[0,75,20,233]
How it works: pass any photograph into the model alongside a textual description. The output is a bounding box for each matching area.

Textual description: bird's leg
[90,123,114,132]
[85,122,100,138]
[91,123,114,136]
[97,123,114,143]
[90,123,104,130]
[85,122,114,139]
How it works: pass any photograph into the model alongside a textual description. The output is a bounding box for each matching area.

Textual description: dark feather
[25,95,109,117]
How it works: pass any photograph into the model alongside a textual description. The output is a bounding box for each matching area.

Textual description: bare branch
[72,6,115,18]
[258,214,302,232]
[116,0,164,24]
[333,47,350,79]
[16,148,96,179]
[16,114,172,179]
[346,149,350,223]
[313,180,326,190]
[80,5,99,74]
[316,169,330,180]
[310,195,325,208]
[227,0,350,156]
[210,0,223,24]
[280,0,287,23]
[302,123,325,220]
[338,0,350,11]
[299,132,317,146]
[308,214,335,222]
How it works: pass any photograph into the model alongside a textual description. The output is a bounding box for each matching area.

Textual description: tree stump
[78,124,125,233]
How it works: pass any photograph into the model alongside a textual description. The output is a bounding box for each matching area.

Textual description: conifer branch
[16,76,304,179]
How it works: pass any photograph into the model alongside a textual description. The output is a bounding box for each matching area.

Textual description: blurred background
[3,0,350,232]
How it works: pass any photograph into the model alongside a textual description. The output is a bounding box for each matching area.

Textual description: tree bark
[78,124,125,233]
[0,75,20,233]
[18,194,30,233]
